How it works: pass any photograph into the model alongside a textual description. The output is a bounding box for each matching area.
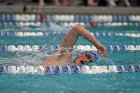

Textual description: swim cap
[82,51,98,62]
[90,52,98,62]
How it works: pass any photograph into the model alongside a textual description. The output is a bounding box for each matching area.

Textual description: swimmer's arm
[61,24,108,57]
[61,24,101,49]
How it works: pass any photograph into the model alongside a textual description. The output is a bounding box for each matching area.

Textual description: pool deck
[0,5,140,15]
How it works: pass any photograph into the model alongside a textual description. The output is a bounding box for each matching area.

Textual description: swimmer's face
[74,52,94,65]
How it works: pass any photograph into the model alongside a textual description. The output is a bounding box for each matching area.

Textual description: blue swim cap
[81,51,98,62]
[90,52,98,62]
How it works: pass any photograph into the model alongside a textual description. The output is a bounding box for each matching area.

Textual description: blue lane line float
[0,66,8,73]
[0,45,140,52]
[0,65,140,74]
[1,14,140,22]
[0,21,140,28]
[0,32,140,38]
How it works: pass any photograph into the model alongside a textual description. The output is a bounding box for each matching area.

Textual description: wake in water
[0,50,51,66]
[0,48,115,67]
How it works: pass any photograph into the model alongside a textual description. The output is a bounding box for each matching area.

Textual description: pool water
[0,25,140,93]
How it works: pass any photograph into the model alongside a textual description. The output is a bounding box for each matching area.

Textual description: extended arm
[61,24,108,57]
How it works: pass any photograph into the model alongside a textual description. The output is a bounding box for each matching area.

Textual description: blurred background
[0,0,140,15]
[0,0,140,7]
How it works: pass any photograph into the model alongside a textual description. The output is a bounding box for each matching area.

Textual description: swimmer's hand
[97,45,108,58]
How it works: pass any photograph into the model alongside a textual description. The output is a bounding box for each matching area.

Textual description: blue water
[0,25,140,93]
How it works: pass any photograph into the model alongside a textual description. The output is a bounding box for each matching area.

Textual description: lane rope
[0,22,140,27]
[0,32,140,38]
[0,14,140,22]
[0,65,140,74]
[0,45,140,52]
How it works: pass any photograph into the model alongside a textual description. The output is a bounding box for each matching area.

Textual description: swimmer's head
[73,51,98,65]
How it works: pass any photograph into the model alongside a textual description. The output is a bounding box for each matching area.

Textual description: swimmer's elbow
[68,24,85,35]
[74,24,83,30]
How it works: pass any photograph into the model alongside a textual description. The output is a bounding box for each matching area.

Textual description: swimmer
[41,24,108,67]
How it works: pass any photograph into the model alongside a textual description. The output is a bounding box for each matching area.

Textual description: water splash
[0,51,50,66]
